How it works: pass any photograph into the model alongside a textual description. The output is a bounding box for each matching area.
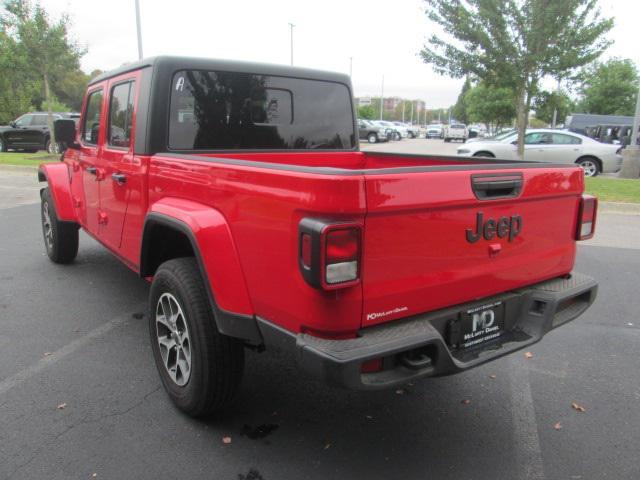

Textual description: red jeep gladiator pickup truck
[39,56,598,417]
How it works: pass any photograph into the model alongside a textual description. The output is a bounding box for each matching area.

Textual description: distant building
[384,97,402,110]
[357,96,372,106]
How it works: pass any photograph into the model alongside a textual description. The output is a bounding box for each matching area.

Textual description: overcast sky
[42,0,639,108]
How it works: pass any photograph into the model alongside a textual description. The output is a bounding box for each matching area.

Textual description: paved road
[1,159,639,479]
[361,137,461,155]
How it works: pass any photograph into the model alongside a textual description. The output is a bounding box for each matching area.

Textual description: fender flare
[141,198,260,343]
[37,163,77,222]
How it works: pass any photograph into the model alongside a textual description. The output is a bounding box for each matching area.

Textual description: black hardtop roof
[89,55,352,86]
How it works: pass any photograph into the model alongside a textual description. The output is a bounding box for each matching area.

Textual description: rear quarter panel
[148,155,367,335]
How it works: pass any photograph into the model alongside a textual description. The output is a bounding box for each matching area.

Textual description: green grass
[585,177,640,203]
[0,151,59,167]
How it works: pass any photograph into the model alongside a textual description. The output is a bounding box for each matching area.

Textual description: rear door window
[82,89,104,145]
[108,81,135,148]
[551,133,581,145]
[169,70,355,150]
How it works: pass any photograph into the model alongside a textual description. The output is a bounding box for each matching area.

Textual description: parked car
[0,111,80,153]
[456,129,623,177]
[375,120,405,140]
[426,124,444,139]
[444,124,468,142]
[358,119,389,143]
[393,122,418,138]
[40,56,597,417]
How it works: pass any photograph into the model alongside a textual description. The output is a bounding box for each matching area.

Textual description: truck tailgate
[362,166,584,327]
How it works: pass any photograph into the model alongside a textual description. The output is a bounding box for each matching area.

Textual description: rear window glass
[169,70,355,150]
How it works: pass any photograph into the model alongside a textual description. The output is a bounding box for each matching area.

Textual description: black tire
[0,136,6,152]
[41,188,79,264]
[367,133,378,144]
[444,138,450,143]
[149,258,244,417]
[473,151,495,158]
[44,139,51,153]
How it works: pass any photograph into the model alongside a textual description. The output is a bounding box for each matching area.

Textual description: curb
[599,201,640,215]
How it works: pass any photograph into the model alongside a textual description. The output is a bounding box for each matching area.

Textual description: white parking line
[509,356,545,480]
[0,306,145,396]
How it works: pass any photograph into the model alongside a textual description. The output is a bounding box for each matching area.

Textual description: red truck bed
[149,151,584,333]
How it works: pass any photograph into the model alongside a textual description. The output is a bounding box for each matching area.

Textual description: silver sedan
[457,129,623,177]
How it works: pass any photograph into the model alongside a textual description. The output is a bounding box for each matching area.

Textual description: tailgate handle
[471,174,523,200]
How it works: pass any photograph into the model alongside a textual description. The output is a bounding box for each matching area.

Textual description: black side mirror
[54,119,79,150]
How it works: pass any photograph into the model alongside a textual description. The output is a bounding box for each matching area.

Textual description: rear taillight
[577,194,597,240]
[299,218,362,289]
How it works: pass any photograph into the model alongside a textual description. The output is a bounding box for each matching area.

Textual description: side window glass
[108,81,135,148]
[15,115,32,127]
[552,133,581,145]
[524,133,541,145]
[32,115,48,126]
[82,90,104,145]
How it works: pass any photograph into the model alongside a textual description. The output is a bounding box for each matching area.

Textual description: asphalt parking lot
[1,142,639,480]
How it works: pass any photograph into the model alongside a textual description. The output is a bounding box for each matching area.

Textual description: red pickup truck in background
[39,56,598,417]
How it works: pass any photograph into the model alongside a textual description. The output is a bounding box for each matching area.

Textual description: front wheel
[367,133,378,144]
[577,158,600,177]
[41,188,79,264]
[149,258,244,417]
[46,140,60,154]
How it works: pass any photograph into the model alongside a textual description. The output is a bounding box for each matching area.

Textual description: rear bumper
[257,272,597,390]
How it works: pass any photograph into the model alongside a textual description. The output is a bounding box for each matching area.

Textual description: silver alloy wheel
[579,160,598,177]
[42,201,54,250]
[155,292,192,386]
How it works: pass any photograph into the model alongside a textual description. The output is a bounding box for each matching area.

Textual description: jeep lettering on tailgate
[466,212,522,243]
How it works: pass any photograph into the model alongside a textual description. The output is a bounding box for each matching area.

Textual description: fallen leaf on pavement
[395,389,405,395]
[324,443,331,450]
[57,403,66,410]
[554,422,562,430]
[489,374,497,379]
[571,402,586,413]
[222,436,232,444]
[461,399,471,405]
[524,351,534,359]
[43,352,52,357]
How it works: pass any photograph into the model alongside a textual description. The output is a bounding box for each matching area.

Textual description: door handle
[86,166,97,175]
[112,173,127,184]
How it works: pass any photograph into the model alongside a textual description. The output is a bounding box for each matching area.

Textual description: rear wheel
[444,138,450,143]
[367,133,378,144]
[149,258,245,417]
[577,157,600,177]
[41,188,79,263]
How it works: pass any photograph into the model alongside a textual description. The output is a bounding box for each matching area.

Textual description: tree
[357,104,375,119]
[2,0,85,144]
[420,0,613,158]
[533,90,573,125]
[465,82,516,129]
[0,32,34,123]
[575,58,639,115]
[451,77,471,123]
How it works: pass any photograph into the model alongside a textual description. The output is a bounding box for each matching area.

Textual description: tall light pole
[379,75,384,120]
[135,0,143,60]
[288,23,295,66]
